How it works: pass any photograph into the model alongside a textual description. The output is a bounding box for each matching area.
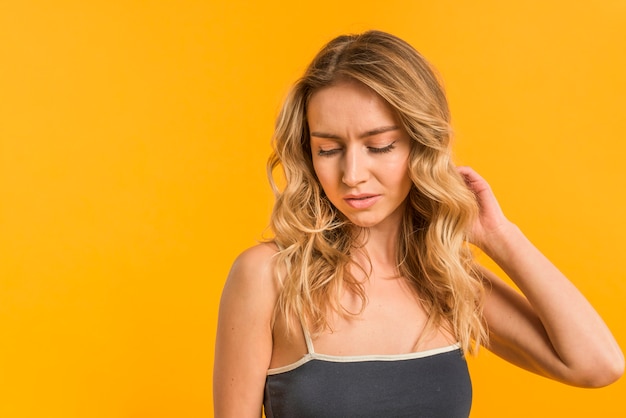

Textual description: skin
[308,80,413,234]
[213,80,624,417]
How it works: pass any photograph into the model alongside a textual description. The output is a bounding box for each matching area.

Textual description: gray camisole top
[263,327,472,417]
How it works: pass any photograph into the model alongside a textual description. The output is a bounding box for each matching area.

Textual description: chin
[347,217,381,229]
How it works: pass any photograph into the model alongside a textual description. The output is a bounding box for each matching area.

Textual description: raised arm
[213,244,279,417]
[457,166,624,387]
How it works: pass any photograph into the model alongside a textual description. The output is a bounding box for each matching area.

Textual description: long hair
[267,30,487,354]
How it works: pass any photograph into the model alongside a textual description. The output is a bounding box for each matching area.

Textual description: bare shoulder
[221,242,280,314]
[230,242,279,273]
[227,242,279,289]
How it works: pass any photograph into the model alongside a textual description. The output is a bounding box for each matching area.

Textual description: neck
[352,218,403,278]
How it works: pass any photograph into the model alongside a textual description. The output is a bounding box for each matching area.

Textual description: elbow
[583,362,623,388]
[570,350,625,388]
[592,354,624,387]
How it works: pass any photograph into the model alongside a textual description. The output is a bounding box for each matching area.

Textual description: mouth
[343,194,381,209]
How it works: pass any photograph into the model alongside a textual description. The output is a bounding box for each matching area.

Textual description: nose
[341,146,368,187]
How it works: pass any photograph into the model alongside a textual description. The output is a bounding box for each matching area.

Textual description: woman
[214,30,623,417]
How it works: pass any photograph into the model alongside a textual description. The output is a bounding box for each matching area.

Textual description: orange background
[1,1,624,417]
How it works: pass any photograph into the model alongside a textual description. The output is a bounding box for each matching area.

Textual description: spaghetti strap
[299,318,315,354]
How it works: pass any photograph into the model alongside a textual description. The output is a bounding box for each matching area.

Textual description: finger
[456,166,484,188]
[456,166,482,183]
[456,166,475,186]
[458,169,494,201]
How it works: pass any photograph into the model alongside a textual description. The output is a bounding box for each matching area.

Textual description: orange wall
[1,1,624,417]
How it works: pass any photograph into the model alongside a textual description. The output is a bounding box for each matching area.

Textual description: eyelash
[317,142,396,157]
[369,142,396,154]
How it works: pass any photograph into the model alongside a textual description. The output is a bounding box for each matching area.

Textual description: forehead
[307,80,398,131]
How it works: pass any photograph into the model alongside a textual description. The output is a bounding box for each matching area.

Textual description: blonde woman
[214,31,623,417]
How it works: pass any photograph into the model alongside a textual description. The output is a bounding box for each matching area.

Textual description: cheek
[380,159,411,184]
[312,161,334,193]
[390,170,413,201]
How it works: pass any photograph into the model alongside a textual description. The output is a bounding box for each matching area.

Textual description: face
[307,80,413,230]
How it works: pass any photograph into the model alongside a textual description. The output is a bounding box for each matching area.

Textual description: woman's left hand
[457,166,510,251]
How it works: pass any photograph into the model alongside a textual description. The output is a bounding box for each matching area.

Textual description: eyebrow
[310,125,399,140]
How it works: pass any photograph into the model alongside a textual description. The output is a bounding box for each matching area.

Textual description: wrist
[479,220,522,261]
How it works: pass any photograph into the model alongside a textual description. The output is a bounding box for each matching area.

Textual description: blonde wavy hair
[267,30,487,354]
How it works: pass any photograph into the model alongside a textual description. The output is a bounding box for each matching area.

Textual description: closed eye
[317,148,341,157]
[368,142,396,154]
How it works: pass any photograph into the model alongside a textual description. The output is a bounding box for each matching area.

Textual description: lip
[343,193,381,209]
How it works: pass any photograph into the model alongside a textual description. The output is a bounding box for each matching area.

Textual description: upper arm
[480,260,623,387]
[480,266,568,381]
[213,244,279,418]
